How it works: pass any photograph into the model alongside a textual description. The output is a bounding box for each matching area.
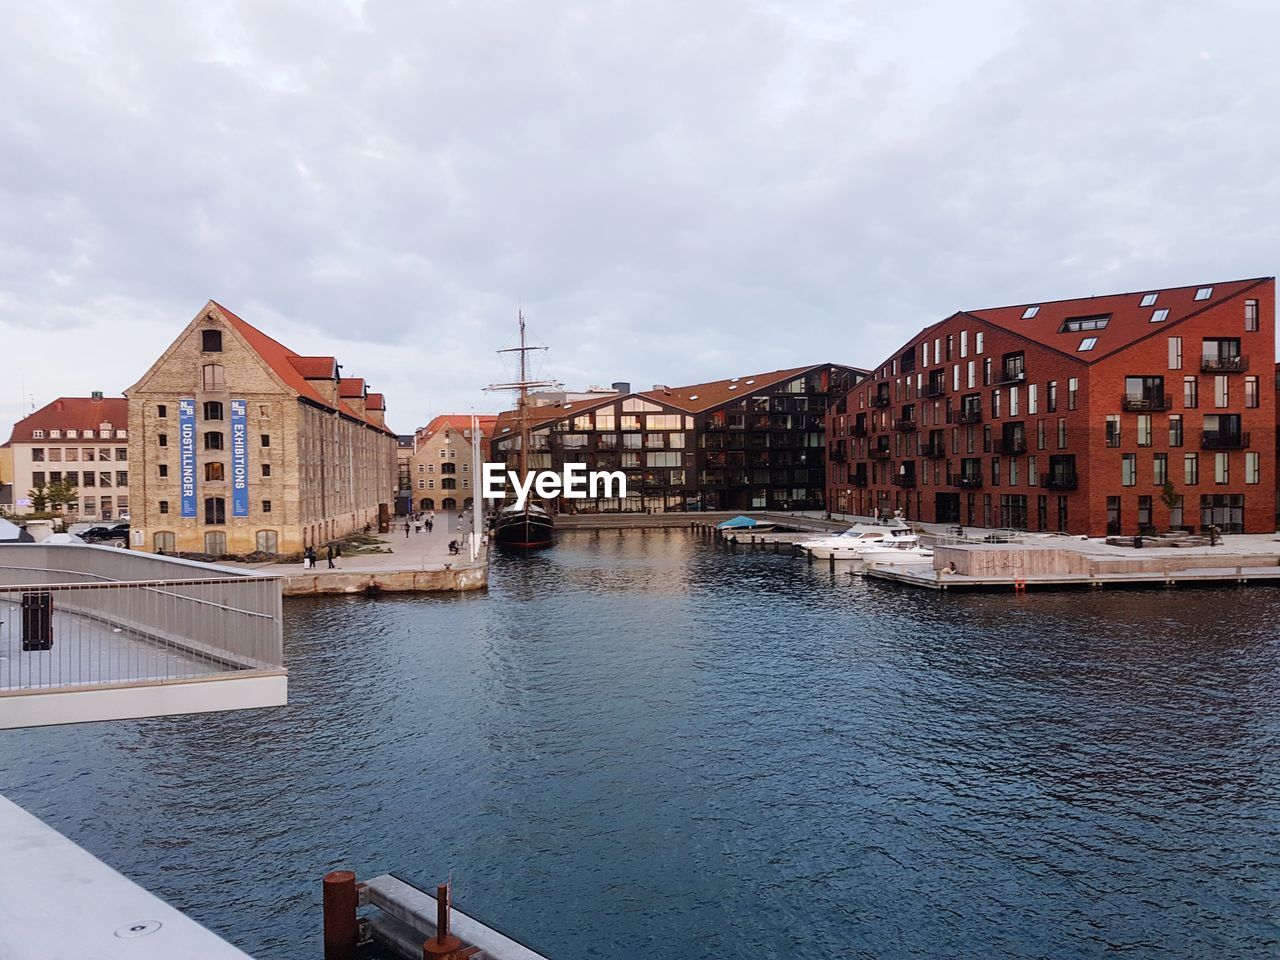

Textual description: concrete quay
[219,515,488,596]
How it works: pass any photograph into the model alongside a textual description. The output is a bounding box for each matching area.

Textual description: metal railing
[1201,355,1248,373]
[0,545,282,694]
[1200,431,1250,450]
[892,418,917,432]
[957,409,983,424]
[1121,393,1171,411]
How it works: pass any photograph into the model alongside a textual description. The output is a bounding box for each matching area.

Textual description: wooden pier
[866,560,1280,591]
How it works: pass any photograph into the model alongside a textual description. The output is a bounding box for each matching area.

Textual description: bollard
[423,883,464,958]
[323,870,359,960]
[829,554,835,573]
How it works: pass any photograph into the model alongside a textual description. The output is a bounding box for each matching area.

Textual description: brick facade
[126,302,398,556]
[828,278,1276,536]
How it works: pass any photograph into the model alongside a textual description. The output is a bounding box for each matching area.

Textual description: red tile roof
[211,301,394,435]
[419,414,498,441]
[955,278,1271,364]
[8,397,128,444]
[338,377,366,399]
[639,365,822,412]
[366,393,386,412]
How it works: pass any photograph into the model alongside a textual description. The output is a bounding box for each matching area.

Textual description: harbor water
[2,529,1278,959]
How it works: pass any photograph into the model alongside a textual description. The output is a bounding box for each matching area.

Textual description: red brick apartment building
[827,278,1276,536]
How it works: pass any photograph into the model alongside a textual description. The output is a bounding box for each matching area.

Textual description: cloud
[2,0,1277,433]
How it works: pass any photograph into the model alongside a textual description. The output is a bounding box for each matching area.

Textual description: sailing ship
[487,312,557,550]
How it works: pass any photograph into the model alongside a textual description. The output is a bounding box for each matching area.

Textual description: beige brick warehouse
[126,301,398,556]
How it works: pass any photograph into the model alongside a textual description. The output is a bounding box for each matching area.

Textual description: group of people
[403,509,437,537]
[302,542,341,569]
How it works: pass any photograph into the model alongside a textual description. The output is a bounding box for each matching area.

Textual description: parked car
[81,523,130,545]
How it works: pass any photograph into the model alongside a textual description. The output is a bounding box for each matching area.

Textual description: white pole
[471,413,482,561]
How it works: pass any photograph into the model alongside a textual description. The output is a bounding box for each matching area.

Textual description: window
[1057,418,1067,449]
[261,434,270,448]
[256,530,279,553]
[1047,381,1057,412]
[1184,453,1199,485]
[1078,337,1098,351]
[32,430,44,439]
[159,500,170,514]
[1214,376,1228,408]
[203,401,224,421]
[441,478,457,490]
[1246,452,1260,485]
[32,471,45,486]
[1245,376,1259,408]
[205,462,225,481]
[204,431,224,450]
[50,430,61,439]
[158,433,168,447]
[157,404,168,418]
[202,329,223,352]
[202,364,225,390]
[1195,286,1213,301]
[205,532,227,555]
[81,472,93,487]
[1022,306,1039,319]
[1137,415,1152,447]
[1140,293,1158,307]
[1245,299,1259,332]
[159,464,169,478]
[117,471,127,486]
[1168,337,1182,370]
[262,500,273,513]
[153,532,175,553]
[1105,415,1121,447]
[31,448,45,462]
[1028,384,1038,415]
[1184,377,1198,408]
[1067,379,1078,411]
[1061,315,1110,332]
[116,447,128,461]
[1121,454,1137,487]
[1169,415,1183,447]
[204,496,226,525]
[1154,453,1168,486]
[83,448,95,461]
[960,330,968,358]
[975,332,984,354]
[262,464,271,477]
[1150,309,1169,323]
[1215,452,1229,485]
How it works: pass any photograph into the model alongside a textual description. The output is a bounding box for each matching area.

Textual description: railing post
[323,869,359,960]
[423,882,463,958]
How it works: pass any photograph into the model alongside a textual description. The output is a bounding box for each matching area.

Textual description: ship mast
[487,310,558,490]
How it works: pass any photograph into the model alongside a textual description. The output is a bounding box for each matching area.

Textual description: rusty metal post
[423,883,463,959]
[323,870,359,960]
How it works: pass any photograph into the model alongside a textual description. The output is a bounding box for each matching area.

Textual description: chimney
[91,391,103,402]
[611,381,630,394]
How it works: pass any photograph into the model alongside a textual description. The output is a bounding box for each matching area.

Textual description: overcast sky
[3,0,1277,433]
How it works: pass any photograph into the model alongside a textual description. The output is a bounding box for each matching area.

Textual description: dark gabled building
[491,363,865,513]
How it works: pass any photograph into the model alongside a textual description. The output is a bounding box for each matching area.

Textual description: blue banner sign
[231,399,249,517]
[179,398,197,517]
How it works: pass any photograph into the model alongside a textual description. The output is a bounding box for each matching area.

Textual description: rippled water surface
[3,530,1279,959]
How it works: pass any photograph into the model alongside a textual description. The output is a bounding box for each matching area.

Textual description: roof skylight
[1022,306,1040,319]
[1195,286,1213,300]
[1078,337,1098,351]
[728,385,738,390]
[1140,293,1158,307]
[744,379,755,384]
[1150,309,1169,323]
[688,394,699,400]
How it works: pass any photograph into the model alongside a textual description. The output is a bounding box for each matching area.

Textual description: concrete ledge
[280,564,487,596]
[0,671,288,729]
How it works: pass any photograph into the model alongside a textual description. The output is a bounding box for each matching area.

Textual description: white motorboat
[800,521,933,565]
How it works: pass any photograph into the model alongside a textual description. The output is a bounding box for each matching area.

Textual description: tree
[46,479,79,513]
[27,484,48,513]
[1159,479,1180,529]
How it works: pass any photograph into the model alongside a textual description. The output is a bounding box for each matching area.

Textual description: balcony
[1201,431,1250,450]
[850,474,868,487]
[851,425,868,438]
[891,474,917,488]
[957,408,983,424]
[892,418,918,432]
[869,395,891,408]
[1121,393,1172,412]
[869,448,891,460]
[1201,355,1248,373]
[992,437,1027,454]
[1041,473,1079,491]
[953,475,983,489]
[829,449,847,462]
[995,368,1026,386]
[924,382,947,399]
[920,442,946,458]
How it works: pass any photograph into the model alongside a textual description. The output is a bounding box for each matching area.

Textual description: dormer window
[1150,309,1169,323]
[32,430,44,439]
[1195,286,1213,301]
[202,329,223,352]
[1060,315,1110,333]
[1140,293,1158,307]
[67,430,77,439]
[1021,306,1040,319]
[50,430,61,439]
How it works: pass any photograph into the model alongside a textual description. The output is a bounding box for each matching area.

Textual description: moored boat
[716,515,778,533]
[493,502,554,549]
[800,520,933,565]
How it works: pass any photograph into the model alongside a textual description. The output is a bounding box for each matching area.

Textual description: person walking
[404,521,410,538]
[326,543,335,569]
[426,517,433,534]
[304,546,316,569]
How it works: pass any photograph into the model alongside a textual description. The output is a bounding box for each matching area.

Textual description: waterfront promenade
[219,514,487,595]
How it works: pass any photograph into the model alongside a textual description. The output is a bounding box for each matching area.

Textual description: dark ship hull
[493,507,554,549]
